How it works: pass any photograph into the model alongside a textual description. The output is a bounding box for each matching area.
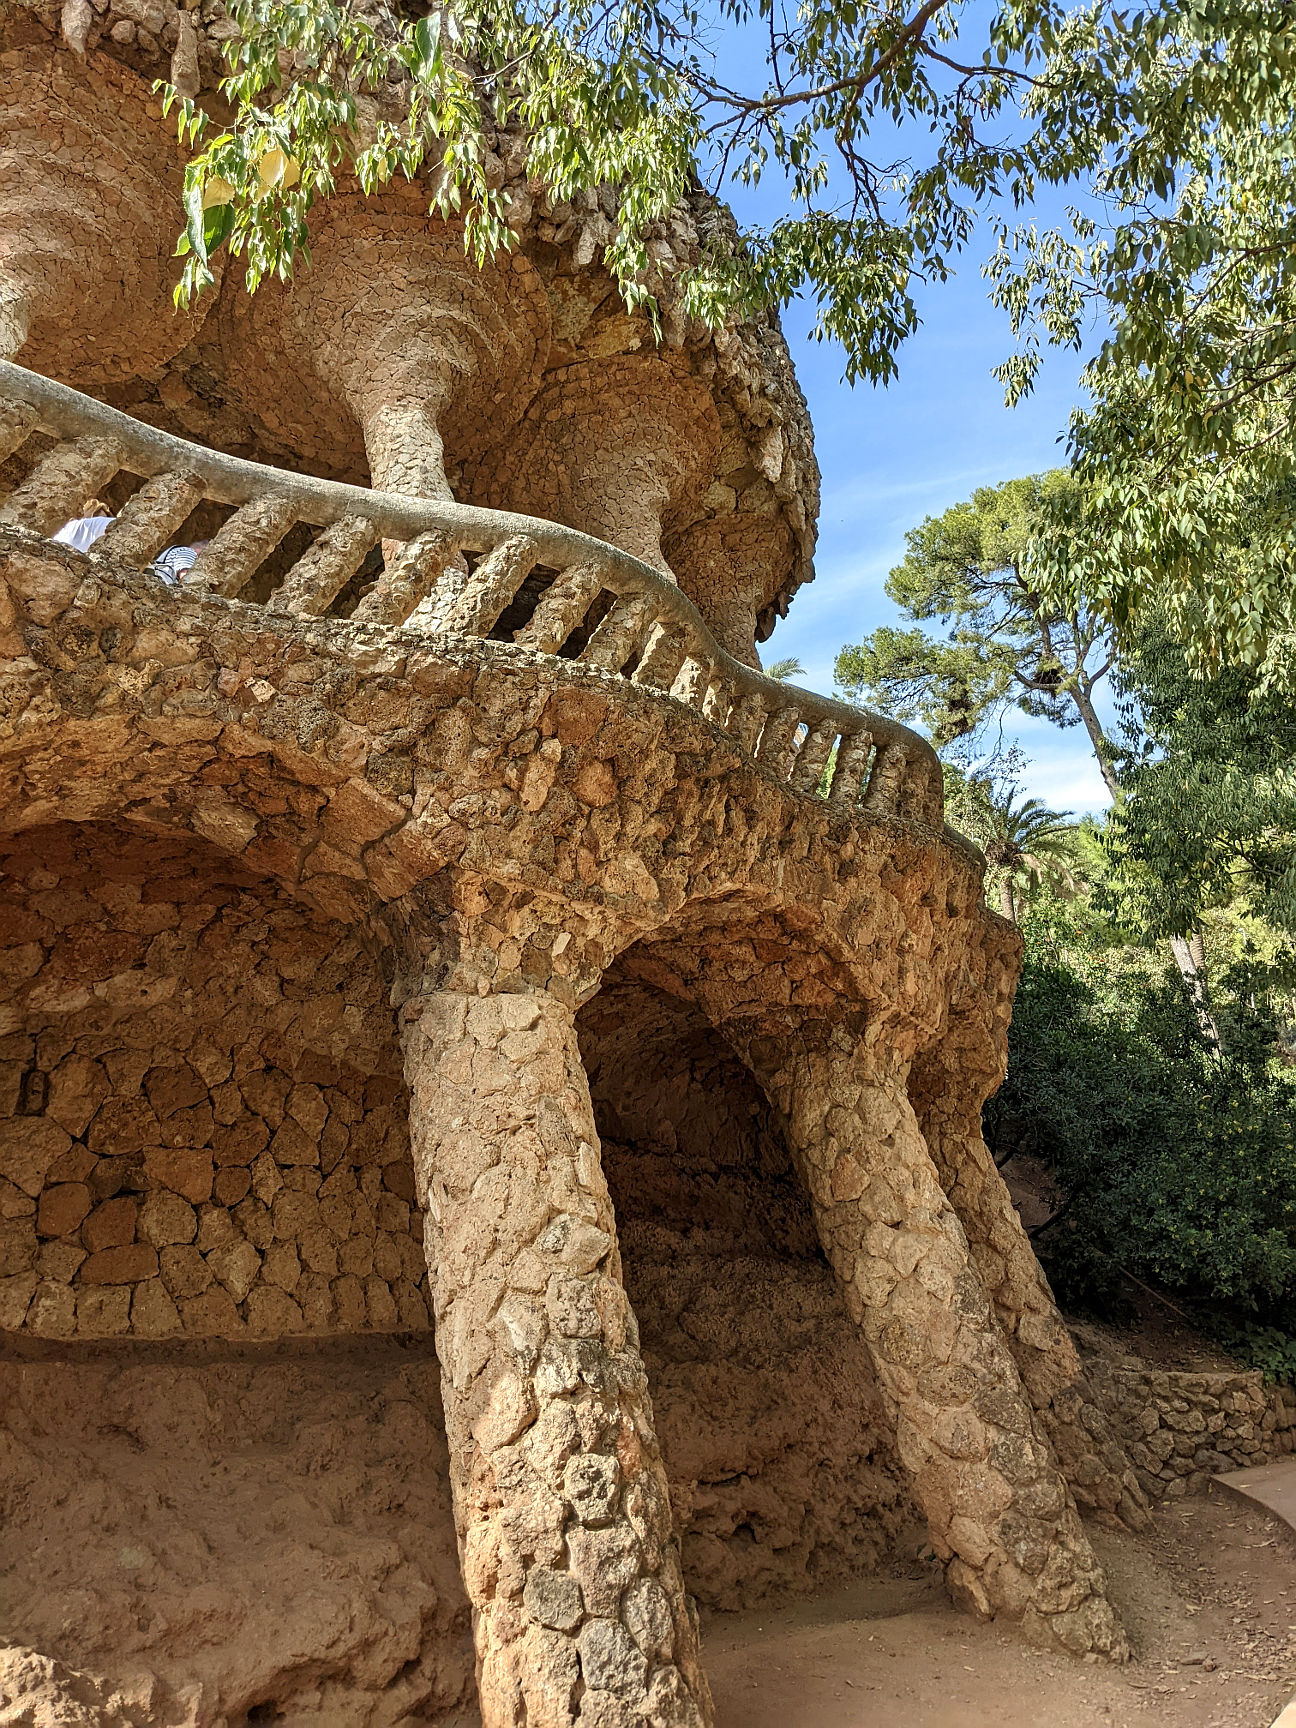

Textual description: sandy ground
[704,1491,1296,1728]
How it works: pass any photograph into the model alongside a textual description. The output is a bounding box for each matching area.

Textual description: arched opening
[576,957,916,1611]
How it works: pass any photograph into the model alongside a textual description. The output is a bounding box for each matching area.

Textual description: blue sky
[759,270,1118,819]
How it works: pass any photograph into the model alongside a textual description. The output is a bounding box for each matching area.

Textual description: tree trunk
[1169,932,1221,1047]
[1069,679,1122,801]
[998,876,1016,922]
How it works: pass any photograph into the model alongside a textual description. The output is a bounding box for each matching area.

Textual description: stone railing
[0,359,943,826]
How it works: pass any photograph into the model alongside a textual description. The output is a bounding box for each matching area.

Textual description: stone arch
[0,817,433,1342]
[573,954,915,1610]
[591,893,1133,1657]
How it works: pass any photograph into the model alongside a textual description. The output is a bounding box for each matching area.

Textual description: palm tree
[987,789,1079,922]
[764,655,805,681]
[948,778,1078,922]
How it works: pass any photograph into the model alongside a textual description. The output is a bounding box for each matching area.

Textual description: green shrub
[984,905,1296,1368]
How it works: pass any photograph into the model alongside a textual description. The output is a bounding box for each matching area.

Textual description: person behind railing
[50,498,114,551]
[150,540,209,584]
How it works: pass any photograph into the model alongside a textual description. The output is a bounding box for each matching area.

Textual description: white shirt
[50,515,114,552]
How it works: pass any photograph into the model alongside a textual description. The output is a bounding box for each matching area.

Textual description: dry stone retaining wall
[0,820,433,1340]
[1088,1362,1296,1501]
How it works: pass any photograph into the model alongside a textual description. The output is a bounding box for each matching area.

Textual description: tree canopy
[834,472,1120,790]
[1104,626,1296,938]
[989,3,1296,684]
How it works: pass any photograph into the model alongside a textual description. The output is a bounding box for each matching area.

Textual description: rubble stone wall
[0,819,918,1623]
[0,820,433,1340]
[1088,1363,1296,1501]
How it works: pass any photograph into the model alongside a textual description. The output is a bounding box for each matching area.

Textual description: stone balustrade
[0,358,944,833]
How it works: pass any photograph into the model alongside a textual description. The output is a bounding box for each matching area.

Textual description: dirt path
[703,1492,1296,1728]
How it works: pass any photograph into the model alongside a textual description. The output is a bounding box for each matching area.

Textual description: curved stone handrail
[0,358,944,826]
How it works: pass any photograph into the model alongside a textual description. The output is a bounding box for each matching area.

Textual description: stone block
[0,1117,72,1197]
[131,1278,182,1337]
[82,1196,138,1253]
[76,1285,131,1335]
[144,1148,213,1204]
[36,1182,92,1239]
[159,1243,211,1299]
[0,1217,37,1277]
[80,1243,158,1285]
[244,1285,304,1336]
[577,1621,649,1701]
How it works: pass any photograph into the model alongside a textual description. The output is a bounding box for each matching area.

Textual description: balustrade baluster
[790,717,839,793]
[0,435,124,536]
[631,621,691,692]
[442,535,539,637]
[828,729,873,807]
[701,675,733,727]
[187,495,298,598]
[755,705,803,779]
[514,562,603,654]
[580,592,657,674]
[863,740,907,815]
[898,754,943,825]
[272,514,377,617]
[726,691,767,753]
[410,559,472,632]
[97,470,205,566]
[0,400,37,465]
[350,530,459,627]
[671,653,712,708]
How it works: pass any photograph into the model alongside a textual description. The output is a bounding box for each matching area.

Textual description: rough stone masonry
[0,8,1154,1723]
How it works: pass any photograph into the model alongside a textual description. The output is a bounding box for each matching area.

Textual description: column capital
[383,878,621,1013]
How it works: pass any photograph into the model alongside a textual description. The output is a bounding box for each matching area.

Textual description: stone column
[217,195,551,505]
[0,46,209,383]
[400,982,712,1728]
[739,1020,1129,1660]
[909,1055,1149,1531]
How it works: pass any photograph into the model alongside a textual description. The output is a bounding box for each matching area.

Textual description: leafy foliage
[157,0,1296,409]
[835,472,1119,789]
[985,900,1296,1351]
[764,655,805,680]
[1103,625,1296,937]
[156,0,1296,687]
[159,0,700,311]
[944,769,1078,921]
[160,0,1071,363]
[987,2,1296,685]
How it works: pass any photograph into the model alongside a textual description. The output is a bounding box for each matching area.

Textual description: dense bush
[984,905,1296,1357]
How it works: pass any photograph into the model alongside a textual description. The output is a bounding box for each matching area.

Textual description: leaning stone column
[399,982,712,1728]
[906,930,1150,1532]
[738,1019,1129,1660]
[910,1062,1149,1531]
